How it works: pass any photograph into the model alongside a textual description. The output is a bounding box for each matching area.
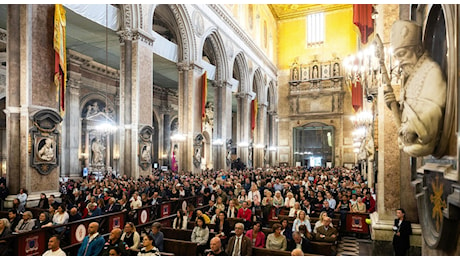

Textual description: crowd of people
[0,165,378,256]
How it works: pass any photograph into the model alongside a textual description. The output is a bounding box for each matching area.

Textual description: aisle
[336,236,373,256]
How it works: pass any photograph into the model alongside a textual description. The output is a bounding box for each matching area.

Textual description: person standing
[392,208,412,256]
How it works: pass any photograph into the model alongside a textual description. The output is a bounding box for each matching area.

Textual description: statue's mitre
[390,20,422,50]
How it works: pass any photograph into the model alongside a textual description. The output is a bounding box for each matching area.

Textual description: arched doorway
[293,122,334,168]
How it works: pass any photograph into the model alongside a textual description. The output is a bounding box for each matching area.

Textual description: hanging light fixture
[96,4,117,133]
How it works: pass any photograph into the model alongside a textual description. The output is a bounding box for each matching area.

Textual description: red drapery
[54,4,66,117]
[352,81,363,113]
[353,4,374,45]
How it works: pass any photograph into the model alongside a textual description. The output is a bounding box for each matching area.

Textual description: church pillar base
[369,212,422,247]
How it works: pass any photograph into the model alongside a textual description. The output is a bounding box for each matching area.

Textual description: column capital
[177,62,203,73]
[211,80,233,89]
[258,103,268,109]
[117,29,155,46]
[67,78,81,96]
[236,92,252,100]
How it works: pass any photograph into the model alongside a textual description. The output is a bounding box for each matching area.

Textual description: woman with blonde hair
[313,211,334,234]
[121,222,141,254]
[284,192,296,208]
[288,202,302,217]
[273,190,284,218]
[292,210,312,236]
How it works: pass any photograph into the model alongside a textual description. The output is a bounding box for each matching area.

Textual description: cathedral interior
[0,4,459,256]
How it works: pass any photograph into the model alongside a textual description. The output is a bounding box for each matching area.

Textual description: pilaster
[236,92,251,166]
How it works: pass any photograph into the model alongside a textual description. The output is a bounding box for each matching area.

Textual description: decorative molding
[170,4,195,62]
[208,5,278,78]
[67,49,119,79]
[118,28,155,46]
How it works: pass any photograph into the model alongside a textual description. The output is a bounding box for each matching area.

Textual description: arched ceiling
[268,4,352,20]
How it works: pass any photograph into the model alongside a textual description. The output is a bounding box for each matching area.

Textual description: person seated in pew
[172,209,188,230]
[191,216,209,256]
[287,231,312,254]
[291,248,304,256]
[292,210,312,233]
[215,196,226,213]
[214,211,231,248]
[7,210,21,232]
[210,208,222,224]
[207,236,228,256]
[120,222,140,255]
[15,211,35,233]
[237,201,252,230]
[321,200,335,219]
[280,219,293,241]
[225,222,252,256]
[266,223,287,251]
[99,228,130,256]
[288,202,302,217]
[314,217,337,243]
[272,190,284,219]
[33,212,53,230]
[137,234,161,256]
[195,210,211,225]
[313,211,334,234]
[68,207,82,222]
[0,218,12,256]
[298,224,313,241]
[226,199,238,218]
[245,221,265,248]
[149,222,164,252]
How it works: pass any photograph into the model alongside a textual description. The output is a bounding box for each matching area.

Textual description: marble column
[254,103,267,168]
[163,112,171,166]
[236,92,251,166]
[211,80,232,170]
[5,5,60,206]
[118,29,154,179]
[370,4,420,245]
[177,62,203,173]
[63,69,82,178]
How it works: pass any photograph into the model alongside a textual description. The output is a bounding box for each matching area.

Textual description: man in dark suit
[315,217,338,243]
[225,223,252,256]
[104,197,120,214]
[392,208,412,256]
[287,231,312,254]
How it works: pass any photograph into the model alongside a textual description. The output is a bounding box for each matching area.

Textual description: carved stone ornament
[139,126,154,170]
[193,134,204,168]
[29,109,63,175]
[192,11,204,37]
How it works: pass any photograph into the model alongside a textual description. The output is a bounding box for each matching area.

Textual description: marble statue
[38,138,54,161]
[384,20,446,157]
[86,102,100,117]
[91,138,105,165]
[205,101,214,126]
[141,145,151,163]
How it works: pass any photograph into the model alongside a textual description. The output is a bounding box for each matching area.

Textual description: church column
[236,92,251,166]
[254,102,267,168]
[5,5,60,205]
[212,80,232,170]
[271,112,279,166]
[64,69,82,178]
[118,29,154,179]
[177,62,203,173]
[163,111,171,166]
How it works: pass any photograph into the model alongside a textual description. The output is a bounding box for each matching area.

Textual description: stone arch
[232,52,250,93]
[80,93,116,118]
[252,68,265,103]
[200,28,229,81]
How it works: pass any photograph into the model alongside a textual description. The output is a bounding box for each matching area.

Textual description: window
[306,12,325,47]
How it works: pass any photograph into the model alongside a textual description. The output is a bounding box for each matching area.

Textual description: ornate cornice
[67,49,119,79]
[0,28,6,43]
[177,62,203,73]
[207,5,278,78]
[118,28,155,46]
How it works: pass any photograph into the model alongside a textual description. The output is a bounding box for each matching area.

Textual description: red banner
[17,232,46,256]
[353,4,374,45]
[71,221,90,244]
[345,212,370,234]
[109,212,125,231]
[201,71,207,131]
[251,98,258,137]
[161,203,171,217]
[352,81,363,113]
[138,208,150,225]
[54,4,66,117]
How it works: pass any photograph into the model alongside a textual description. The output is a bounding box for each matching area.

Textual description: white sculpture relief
[383,20,446,157]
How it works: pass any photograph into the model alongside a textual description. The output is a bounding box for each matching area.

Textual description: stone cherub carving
[381,20,446,157]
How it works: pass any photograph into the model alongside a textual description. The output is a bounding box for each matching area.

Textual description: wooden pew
[163,238,197,256]
[187,221,216,231]
[311,241,336,256]
[252,247,321,256]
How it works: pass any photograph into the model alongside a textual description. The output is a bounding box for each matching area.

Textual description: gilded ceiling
[268,4,352,20]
